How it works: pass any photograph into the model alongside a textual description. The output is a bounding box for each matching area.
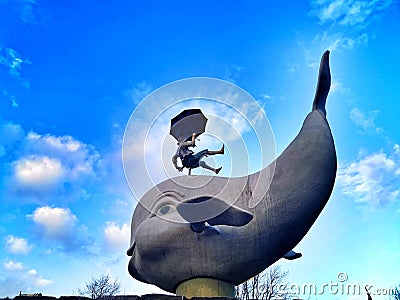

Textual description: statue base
[175,278,235,298]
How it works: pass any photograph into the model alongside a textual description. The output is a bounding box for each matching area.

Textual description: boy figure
[172,133,224,175]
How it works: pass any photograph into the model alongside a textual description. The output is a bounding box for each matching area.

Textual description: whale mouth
[126,241,136,256]
[176,196,253,233]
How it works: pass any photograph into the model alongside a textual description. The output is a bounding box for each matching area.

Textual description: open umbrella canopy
[170,109,208,141]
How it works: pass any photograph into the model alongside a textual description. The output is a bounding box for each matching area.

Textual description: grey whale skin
[127,51,337,293]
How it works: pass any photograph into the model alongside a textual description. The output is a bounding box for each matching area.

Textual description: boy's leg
[199,161,222,174]
[207,144,224,155]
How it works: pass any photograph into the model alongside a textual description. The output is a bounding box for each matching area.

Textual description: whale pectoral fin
[190,222,206,233]
[177,196,253,229]
[207,205,253,227]
[283,250,302,260]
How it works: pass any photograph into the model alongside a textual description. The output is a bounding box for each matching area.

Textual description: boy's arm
[182,133,197,147]
[172,154,183,172]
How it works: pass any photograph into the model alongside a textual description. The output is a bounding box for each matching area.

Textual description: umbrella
[170,109,208,142]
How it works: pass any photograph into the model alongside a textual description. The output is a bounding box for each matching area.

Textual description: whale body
[127,51,336,293]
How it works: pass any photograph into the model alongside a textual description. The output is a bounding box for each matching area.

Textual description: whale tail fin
[312,50,331,117]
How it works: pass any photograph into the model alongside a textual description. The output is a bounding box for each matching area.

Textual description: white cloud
[34,277,54,287]
[27,269,37,275]
[29,206,95,254]
[31,206,77,239]
[330,79,348,95]
[261,94,272,100]
[287,66,296,73]
[27,269,54,288]
[0,121,24,158]
[0,260,53,295]
[25,132,101,178]
[4,260,24,271]
[309,0,394,51]
[223,65,245,83]
[5,235,32,255]
[311,0,394,26]
[349,107,383,134]
[129,81,153,105]
[4,128,103,203]
[27,269,54,286]
[0,47,30,86]
[11,95,19,107]
[103,222,130,252]
[337,146,400,207]
[14,156,64,187]
[18,0,36,24]
[0,0,37,24]
[259,93,277,105]
[0,89,20,109]
[28,132,101,178]
[28,132,82,152]
[315,31,368,52]
[307,62,319,69]
[104,197,134,219]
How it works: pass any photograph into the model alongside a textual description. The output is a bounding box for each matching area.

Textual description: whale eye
[150,192,181,218]
[159,205,171,215]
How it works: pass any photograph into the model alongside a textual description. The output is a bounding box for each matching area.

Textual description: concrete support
[175,278,235,298]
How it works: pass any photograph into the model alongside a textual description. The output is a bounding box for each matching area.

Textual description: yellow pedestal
[176,278,235,298]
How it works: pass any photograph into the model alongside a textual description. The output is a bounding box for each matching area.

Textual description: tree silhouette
[236,265,294,300]
[392,285,400,300]
[77,274,121,299]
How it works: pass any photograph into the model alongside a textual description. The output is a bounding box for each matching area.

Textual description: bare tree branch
[77,274,121,299]
[236,265,294,300]
[392,285,400,300]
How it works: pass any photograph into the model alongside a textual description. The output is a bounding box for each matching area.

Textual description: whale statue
[127,51,336,294]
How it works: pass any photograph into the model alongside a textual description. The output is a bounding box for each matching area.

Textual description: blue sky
[0,0,399,299]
